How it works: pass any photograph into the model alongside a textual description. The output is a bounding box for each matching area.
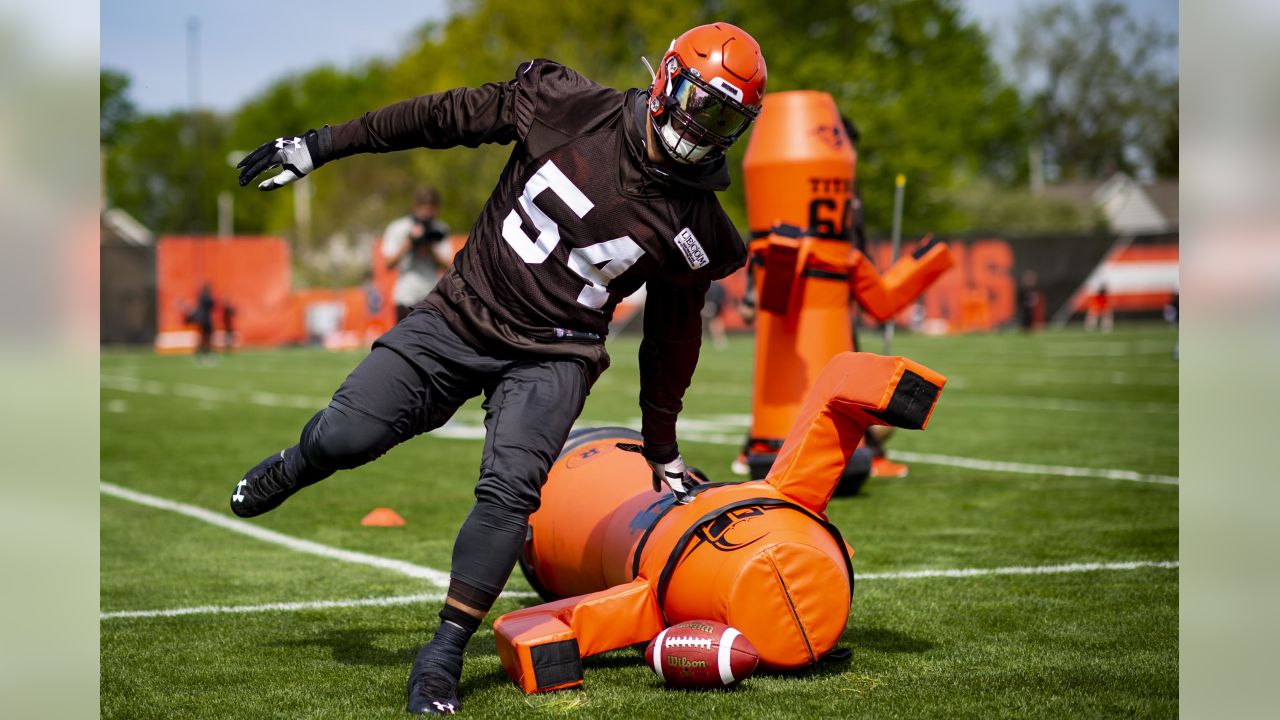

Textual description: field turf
[100,326,1178,718]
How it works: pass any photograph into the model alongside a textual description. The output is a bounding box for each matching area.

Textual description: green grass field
[100,326,1178,719]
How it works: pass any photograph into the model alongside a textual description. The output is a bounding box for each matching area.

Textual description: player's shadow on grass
[753,625,935,680]
[754,627,931,681]
[839,625,935,655]
[274,627,416,667]
[273,624,510,668]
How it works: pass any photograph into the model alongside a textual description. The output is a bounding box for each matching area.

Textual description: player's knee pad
[298,404,399,472]
[475,472,544,516]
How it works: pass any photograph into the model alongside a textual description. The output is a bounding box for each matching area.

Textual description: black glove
[237,127,330,191]
[617,442,701,504]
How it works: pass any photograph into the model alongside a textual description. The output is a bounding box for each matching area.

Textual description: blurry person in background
[184,283,216,365]
[1085,284,1114,332]
[702,280,729,350]
[1164,290,1179,325]
[1017,269,1043,333]
[221,297,237,353]
[1165,289,1179,360]
[383,187,453,321]
[363,273,387,339]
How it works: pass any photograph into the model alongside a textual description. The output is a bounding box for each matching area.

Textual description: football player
[231,23,766,715]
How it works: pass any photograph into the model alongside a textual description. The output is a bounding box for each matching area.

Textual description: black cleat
[229,449,313,518]
[406,668,462,715]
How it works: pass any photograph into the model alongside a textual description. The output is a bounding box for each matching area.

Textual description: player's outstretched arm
[637,278,709,503]
[236,65,536,191]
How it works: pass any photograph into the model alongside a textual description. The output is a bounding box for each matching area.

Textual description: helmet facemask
[650,57,760,164]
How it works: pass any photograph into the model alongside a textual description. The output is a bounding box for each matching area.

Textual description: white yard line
[101,559,1176,621]
[103,376,1174,418]
[101,379,1177,483]
[942,393,1177,415]
[888,450,1178,485]
[1016,370,1177,387]
[857,559,1178,580]
[101,593,451,619]
[1042,340,1177,357]
[100,482,454,586]
[101,374,330,409]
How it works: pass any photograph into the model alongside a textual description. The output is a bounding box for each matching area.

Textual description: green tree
[1013,0,1177,181]
[105,0,1029,265]
[100,69,136,148]
[229,61,401,246]
[103,110,232,233]
[381,0,1022,235]
[715,0,1027,234]
[1153,90,1178,179]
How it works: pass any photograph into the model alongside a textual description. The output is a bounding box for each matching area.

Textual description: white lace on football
[663,635,713,650]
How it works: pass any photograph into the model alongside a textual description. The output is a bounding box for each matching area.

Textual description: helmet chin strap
[640,56,656,82]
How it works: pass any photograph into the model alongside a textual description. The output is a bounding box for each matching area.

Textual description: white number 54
[501,160,644,310]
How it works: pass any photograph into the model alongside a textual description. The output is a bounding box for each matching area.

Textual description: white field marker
[857,559,1178,580]
[101,380,1178,484]
[100,482,454,586]
[100,559,1176,621]
[886,450,1178,485]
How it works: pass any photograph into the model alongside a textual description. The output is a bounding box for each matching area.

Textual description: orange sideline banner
[155,236,296,351]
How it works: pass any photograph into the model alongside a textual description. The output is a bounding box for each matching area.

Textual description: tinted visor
[669,74,754,144]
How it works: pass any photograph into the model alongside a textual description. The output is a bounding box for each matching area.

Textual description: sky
[101,0,450,113]
[100,0,1178,115]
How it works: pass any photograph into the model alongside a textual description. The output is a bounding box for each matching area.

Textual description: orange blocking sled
[492,352,946,694]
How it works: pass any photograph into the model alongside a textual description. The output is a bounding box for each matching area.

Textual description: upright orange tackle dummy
[492,352,946,693]
[740,91,954,481]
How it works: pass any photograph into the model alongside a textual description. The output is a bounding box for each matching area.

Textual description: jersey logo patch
[673,227,709,270]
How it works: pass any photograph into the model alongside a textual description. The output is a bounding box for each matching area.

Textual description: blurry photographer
[382,187,453,321]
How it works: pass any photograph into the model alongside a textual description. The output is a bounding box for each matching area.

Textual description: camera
[411,217,446,249]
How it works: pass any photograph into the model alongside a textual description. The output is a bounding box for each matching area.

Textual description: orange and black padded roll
[494,354,946,693]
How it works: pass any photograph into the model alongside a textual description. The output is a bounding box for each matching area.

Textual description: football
[644,620,759,689]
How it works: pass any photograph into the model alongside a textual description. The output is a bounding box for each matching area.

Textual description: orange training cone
[361,507,405,527]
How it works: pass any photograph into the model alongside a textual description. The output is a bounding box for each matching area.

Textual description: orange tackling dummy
[492,351,946,693]
[740,90,955,482]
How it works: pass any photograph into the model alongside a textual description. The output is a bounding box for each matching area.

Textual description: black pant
[298,309,592,594]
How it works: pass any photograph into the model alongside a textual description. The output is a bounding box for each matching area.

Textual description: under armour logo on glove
[237,130,321,191]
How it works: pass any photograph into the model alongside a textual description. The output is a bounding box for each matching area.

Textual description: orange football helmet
[648,22,767,164]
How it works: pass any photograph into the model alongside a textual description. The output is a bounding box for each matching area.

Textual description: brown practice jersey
[325,59,747,453]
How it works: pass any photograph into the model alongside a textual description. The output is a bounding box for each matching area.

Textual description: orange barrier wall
[153,234,472,352]
[156,236,297,349]
[861,233,1177,332]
